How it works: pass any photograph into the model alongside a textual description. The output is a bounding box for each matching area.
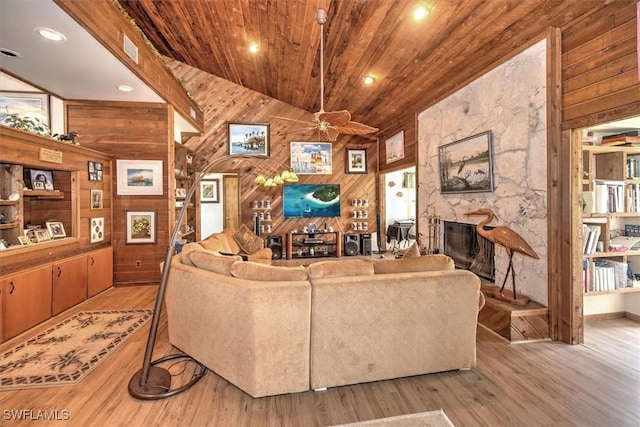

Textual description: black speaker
[376,213,382,253]
[253,215,261,236]
[266,235,283,260]
[360,233,372,256]
[344,234,360,256]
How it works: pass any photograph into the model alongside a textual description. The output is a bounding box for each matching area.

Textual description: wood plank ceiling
[118,0,615,160]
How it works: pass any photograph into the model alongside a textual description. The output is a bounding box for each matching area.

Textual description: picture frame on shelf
[46,221,66,239]
[91,189,103,209]
[24,228,37,243]
[125,210,157,244]
[116,159,163,195]
[17,235,31,246]
[90,217,105,243]
[200,179,220,203]
[34,229,51,242]
[438,130,494,194]
[0,91,50,128]
[29,169,54,190]
[227,122,270,156]
[385,131,405,164]
[290,142,332,174]
[346,148,367,174]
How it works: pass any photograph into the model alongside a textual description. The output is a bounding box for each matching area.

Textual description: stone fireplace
[443,221,495,282]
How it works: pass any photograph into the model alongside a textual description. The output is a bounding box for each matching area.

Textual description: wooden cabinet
[52,255,88,316]
[2,264,52,341]
[87,247,113,297]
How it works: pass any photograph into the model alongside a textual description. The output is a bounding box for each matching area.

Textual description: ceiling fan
[272,8,379,142]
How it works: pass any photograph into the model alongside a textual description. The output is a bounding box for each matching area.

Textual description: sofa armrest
[165,262,311,397]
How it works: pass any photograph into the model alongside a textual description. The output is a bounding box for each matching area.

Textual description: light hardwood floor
[583,317,640,372]
[1,286,639,427]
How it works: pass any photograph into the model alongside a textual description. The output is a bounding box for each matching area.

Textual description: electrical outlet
[135,260,141,268]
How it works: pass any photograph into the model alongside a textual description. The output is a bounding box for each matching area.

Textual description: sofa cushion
[200,233,233,254]
[230,261,308,281]
[233,224,264,254]
[372,254,455,274]
[189,251,242,276]
[222,227,242,254]
[402,241,421,258]
[306,259,374,280]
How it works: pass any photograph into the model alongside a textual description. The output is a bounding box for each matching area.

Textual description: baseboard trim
[584,311,626,321]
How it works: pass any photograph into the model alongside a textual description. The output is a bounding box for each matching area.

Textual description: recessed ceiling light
[35,27,66,42]
[249,43,260,54]
[413,5,430,21]
[116,84,134,92]
[0,48,22,58]
[363,75,376,85]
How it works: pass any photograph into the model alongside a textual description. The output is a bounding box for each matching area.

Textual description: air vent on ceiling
[0,48,22,58]
[123,34,139,64]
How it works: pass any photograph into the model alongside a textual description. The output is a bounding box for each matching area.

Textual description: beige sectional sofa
[164,243,484,398]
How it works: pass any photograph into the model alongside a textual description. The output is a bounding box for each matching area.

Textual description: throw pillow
[230,261,308,281]
[233,224,264,254]
[372,254,455,274]
[306,259,374,280]
[189,251,242,276]
[222,227,242,254]
[402,241,421,258]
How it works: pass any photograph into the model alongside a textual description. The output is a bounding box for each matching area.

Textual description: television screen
[283,184,340,218]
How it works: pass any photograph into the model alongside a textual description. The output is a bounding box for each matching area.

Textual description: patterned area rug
[0,309,153,390]
[330,410,455,427]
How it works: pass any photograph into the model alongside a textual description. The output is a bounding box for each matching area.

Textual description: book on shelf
[594,180,625,213]
[582,223,602,254]
[585,259,628,293]
[625,183,640,213]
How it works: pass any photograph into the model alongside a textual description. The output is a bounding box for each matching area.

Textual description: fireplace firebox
[443,221,495,282]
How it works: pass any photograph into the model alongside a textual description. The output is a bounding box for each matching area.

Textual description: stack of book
[583,259,628,293]
[582,217,606,254]
[594,180,625,213]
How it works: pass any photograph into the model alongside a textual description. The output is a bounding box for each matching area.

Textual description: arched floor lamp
[128,154,297,400]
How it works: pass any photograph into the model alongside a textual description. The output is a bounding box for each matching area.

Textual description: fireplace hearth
[443,221,494,281]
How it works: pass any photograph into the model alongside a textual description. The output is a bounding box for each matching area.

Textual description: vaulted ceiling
[118,0,613,139]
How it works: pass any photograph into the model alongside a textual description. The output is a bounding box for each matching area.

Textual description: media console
[286,231,342,260]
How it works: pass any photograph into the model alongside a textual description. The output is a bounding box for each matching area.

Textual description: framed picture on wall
[125,210,157,244]
[90,217,104,243]
[227,122,270,156]
[0,91,50,129]
[346,148,367,174]
[385,131,405,164]
[438,130,494,194]
[91,189,103,209]
[116,159,163,195]
[200,179,220,203]
[290,142,332,174]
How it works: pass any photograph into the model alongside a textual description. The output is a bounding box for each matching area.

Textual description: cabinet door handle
[90,256,95,266]
[9,281,14,294]
[57,266,62,277]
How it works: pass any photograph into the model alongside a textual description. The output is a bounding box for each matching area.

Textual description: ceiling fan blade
[336,121,379,135]
[281,126,317,136]
[317,110,351,126]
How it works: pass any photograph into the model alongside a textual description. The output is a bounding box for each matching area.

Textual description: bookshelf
[581,144,640,298]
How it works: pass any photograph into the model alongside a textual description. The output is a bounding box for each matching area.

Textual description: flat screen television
[283,184,340,218]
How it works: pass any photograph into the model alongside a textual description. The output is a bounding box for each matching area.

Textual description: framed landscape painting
[438,130,494,194]
[385,131,404,164]
[227,122,269,156]
[290,142,332,175]
[116,160,163,195]
[346,148,367,174]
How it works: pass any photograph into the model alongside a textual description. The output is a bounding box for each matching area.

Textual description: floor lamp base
[128,354,207,400]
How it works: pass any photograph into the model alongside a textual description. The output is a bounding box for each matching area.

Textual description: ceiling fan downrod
[317,8,327,112]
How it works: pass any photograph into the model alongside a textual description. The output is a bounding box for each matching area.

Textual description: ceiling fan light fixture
[363,75,376,85]
[248,43,260,54]
[35,27,66,42]
[254,174,267,185]
[413,5,430,21]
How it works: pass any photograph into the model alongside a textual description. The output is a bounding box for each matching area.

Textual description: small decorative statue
[465,208,539,305]
[54,131,79,144]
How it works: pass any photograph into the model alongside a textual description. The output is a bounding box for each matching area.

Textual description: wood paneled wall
[561,1,640,129]
[167,60,378,239]
[558,1,639,343]
[65,100,171,284]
